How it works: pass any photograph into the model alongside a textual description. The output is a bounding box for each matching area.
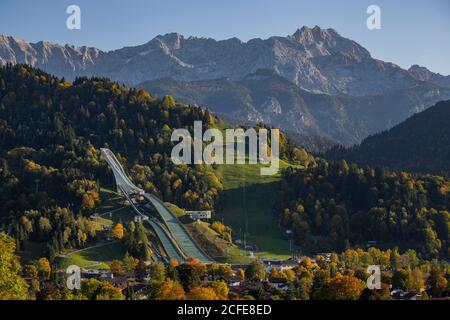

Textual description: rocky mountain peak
[155,32,185,49]
[290,26,370,61]
[409,64,438,80]
[291,26,340,44]
[409,64,450,87]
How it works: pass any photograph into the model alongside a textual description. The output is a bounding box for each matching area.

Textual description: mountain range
[1,26,450,145]
[141,69,450,145]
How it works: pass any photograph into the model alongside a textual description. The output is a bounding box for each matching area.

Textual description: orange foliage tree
[322,274,365,300]
[154,280,186,300]
[112,223,124,239]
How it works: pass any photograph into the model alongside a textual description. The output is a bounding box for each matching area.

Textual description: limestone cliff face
[0,35,102,78]
[409,64,450,88]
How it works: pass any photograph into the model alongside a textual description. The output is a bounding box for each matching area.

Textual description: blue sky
[1,0,449,74]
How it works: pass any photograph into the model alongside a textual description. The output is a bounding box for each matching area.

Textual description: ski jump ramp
[101,148,212,263]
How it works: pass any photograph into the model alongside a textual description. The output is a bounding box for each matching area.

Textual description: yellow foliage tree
[284,269,296,282]
[172,178,183,189]
[57,81,72,89]
[218,264,233,277]
[112,223,124,239]
[322,274,365,300]
[170,258,180,268]
[0,233,29,299]
[211,221,226,235]
[162,95,176,108]
[236,268,245,281]
[110,260,123,275]
[81,193,95,211]
[37,257,51,280]
[300,257,315,270]
[187,287,218,300]
[269,267,282,279]
[209,280,229,300]
[155,280,186,300]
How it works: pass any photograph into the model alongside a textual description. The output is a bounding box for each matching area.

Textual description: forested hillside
[0,64,223,259]
[0,64,309,261]
[326,100,450,174]
[2,63,448,265]
[274,160,449,259]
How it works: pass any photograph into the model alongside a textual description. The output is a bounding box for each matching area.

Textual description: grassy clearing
[214,160,298,260]
[90,216,114,231]
[58,241,126,269]
[98,206,136,224]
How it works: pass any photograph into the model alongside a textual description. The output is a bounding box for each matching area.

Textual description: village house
[267,277,289,291]
[263,258,298,272]
[217,275,242,288]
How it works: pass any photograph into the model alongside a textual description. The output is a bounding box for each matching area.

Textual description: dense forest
[325,100,450,174]
[0,64,223,258]
[274,159,449,259]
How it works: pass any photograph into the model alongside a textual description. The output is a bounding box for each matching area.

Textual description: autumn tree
[392,269,413,291]
[296,267,314,300]
[154,279,186,300]
[218,264,234,277]
[211,221,226,235]
[245,260,266,281]
[81,279,125,300]
[0,233,29,299]
[187,287,218,300]
[37,257,51,280]
[300,257,315,270]
[284,269,296,282]
[122,252,139,273]
[150,262,166,283]
[209,280,229,300]
[162,95,176,108]
[321,274,365,300]
[113,223,124,239]
[110,260,123,275]
[310,269,331,299]
[361,283,392,300]
[427,265,448,297]
[411,268,425,292]
[269,267,282,279]
[236,268,245,281]
[177,262,202,291]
